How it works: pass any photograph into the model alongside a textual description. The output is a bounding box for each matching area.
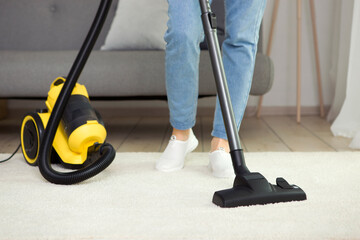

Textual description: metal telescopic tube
[199,0,241,151]
[199,0,249,175]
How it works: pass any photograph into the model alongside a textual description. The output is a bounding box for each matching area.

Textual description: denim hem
[211,129,229,141]
[170,119,196,130]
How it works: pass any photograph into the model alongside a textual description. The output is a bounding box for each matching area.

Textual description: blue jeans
[164,0,266,140]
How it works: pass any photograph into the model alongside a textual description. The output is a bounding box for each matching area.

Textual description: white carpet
[0,152,359,240]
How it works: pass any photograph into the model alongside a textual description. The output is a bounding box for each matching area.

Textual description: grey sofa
[0,0,273,100]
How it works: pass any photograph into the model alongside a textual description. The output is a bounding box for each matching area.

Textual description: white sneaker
[209,147,235,178]
[156,129,198,172]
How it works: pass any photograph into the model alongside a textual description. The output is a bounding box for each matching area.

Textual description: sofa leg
[0,99,8,120]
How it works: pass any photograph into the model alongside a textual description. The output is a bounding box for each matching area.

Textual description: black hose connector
[38,0,114,185]
[230,149,250,176]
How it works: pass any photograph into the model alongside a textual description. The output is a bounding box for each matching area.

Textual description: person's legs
[211,0,267,151]
[157,0,207,172]
[164,0,205,138]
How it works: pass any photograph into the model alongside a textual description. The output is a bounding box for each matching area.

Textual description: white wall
[248,0,339,108]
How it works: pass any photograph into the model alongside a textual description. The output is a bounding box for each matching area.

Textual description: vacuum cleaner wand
[199,0,306,207]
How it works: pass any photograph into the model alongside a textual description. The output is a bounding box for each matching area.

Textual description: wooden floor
[0,109,356,153]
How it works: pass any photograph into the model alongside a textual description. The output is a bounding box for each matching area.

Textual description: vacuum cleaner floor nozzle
[213,172,306,208]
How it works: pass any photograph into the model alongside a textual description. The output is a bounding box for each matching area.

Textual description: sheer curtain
[329,0,360,149]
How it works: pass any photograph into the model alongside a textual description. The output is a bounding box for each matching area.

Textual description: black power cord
[0,143,21,163]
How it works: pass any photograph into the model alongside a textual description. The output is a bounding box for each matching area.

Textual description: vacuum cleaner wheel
[21,113,44,166]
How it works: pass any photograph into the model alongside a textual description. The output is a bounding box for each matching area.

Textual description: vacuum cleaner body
[19,0,115,185]
[21,77,107,169]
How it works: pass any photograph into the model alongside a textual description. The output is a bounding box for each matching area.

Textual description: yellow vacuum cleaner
[20,0,115,184]
[21,77,108,168]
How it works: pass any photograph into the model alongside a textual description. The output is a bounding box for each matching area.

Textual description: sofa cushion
[0,51,217,98]
[101,0,168,50]
[0,0,119,51]
[250,53,274,96]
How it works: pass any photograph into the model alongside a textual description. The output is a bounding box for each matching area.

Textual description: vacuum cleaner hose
[38,0,114,184]
[39,143,115,185]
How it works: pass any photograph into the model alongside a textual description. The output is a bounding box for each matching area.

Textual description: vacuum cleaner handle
[38,0,115,184]
[199,0,249,175]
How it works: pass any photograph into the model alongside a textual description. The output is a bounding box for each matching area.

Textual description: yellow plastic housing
[68,120,106,154]
[38,77,107,165]
[46,77,90,111]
